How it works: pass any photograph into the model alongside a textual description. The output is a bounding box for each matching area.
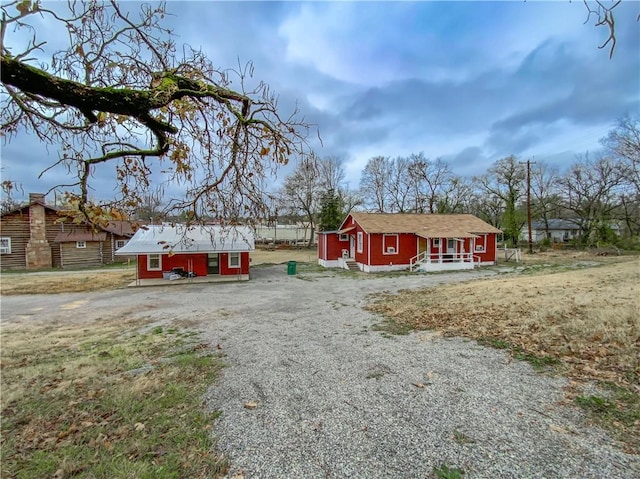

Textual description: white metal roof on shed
[115,225,254,255]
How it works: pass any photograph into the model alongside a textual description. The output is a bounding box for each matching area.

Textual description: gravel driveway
[2,265,638,478]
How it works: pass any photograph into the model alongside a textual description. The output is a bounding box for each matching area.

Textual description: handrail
[409,250,428,271]
[411,251,475,271]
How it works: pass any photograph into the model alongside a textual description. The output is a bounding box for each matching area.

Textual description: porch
[409,251,478,272]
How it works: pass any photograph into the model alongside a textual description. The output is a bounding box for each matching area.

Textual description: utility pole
[526,159,533,254]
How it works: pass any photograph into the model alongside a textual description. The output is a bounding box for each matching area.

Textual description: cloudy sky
[2,0,639,201]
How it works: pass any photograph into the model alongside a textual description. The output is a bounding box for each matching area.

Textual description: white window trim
[0,237,11,254]
[433,238,440,248]
[339,233,348,242]
[115,239,127,249]
[76,241,86,249]
[475,245,486,253]
[357,232,363,253]
[382,233,399,255]
[147,254,162,271]
[228,252,240,268]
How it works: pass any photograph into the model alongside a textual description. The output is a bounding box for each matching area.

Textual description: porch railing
[410,251,476,271]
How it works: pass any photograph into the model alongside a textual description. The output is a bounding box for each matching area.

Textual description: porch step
[345,260,360,271]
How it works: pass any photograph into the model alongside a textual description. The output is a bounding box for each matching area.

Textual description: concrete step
[345,260,360,271]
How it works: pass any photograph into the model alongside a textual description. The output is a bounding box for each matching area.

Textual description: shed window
[357,232,363,253]
[115,239,127,249]
[229,252,240,268]
[148,254,161,271]
[339,234,348,241]
[433,238,440,248]
[76,241,86,249]
[0,237,11,254]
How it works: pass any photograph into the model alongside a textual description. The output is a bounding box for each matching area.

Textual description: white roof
[115,225,254,255]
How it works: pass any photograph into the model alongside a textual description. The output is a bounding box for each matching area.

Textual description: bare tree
[437,176,475,214]
[386,156,413,213]
[601,115,640,195]
[475,156,526,246]
[1,1,309,225]
[360,156,392,213]
[0,179,22,213]
[279,153,322,247]
[557,154,627,244]
[133,187,165,222]
[598,116,640,237]
[530,162,562,241]
[407,154,453,214]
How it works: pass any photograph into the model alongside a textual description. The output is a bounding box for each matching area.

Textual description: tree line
[277,115,640,248]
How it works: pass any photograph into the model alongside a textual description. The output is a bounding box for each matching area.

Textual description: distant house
[115,224,254,282]
[520,219,620,243]
[0,192,138,270]
[318,212,502,273]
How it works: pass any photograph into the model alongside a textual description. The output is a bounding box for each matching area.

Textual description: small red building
[318,213,501,272]
[115,225,253,282]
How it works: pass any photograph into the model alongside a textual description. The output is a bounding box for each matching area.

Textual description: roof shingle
[348,213,501,236]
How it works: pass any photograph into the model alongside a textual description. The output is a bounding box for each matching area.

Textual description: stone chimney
[25,193,52,269]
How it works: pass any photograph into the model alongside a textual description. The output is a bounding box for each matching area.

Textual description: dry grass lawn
[0,269,136,295]
[367,258,640,450]
[1,320,227,478]
[251,247,317,265]
[369,260,639,387]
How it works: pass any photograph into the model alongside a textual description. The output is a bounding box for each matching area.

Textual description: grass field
[0,320,227,478]
[367,258,640,451]
[2,249,638,452]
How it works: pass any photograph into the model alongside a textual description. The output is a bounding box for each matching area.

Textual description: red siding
[368,233,417,266]
[138,253,208,279]
[328,214,499,267]
[353,226,368,264]
[319,233,348,260]
[219,252,250,275]
[137,252,250,279]
[473,233,497,263]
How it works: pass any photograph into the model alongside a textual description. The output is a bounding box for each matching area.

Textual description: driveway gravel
[2,265,638,478]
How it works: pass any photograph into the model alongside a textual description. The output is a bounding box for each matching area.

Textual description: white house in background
[520,219,620,243]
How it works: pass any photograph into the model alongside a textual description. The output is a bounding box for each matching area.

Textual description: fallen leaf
[243,401,258,409]
[549,424,568,434]
[412,382,425,388]
[134,422,145,431]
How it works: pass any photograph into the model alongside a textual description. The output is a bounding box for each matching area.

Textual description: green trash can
[287,260,297,275]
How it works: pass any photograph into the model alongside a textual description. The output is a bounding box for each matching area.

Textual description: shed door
[207,253,219,274]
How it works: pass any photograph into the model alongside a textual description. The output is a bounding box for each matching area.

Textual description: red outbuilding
[318,213,502,272]
[115,224,253,282]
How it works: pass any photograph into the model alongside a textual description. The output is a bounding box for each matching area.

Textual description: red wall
[219,252,250,275]
[473,233,497,263]
[318,233,349,260]
[367,233,417,266]
[137,251,249,279]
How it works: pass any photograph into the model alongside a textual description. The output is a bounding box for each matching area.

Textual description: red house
[318,213,502,272]
[115,225,253,282]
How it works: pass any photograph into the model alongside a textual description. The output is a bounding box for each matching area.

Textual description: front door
[207,253,219,274]
[446,238,456,261]
[349,236,355,258]
[447,238,456,254]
